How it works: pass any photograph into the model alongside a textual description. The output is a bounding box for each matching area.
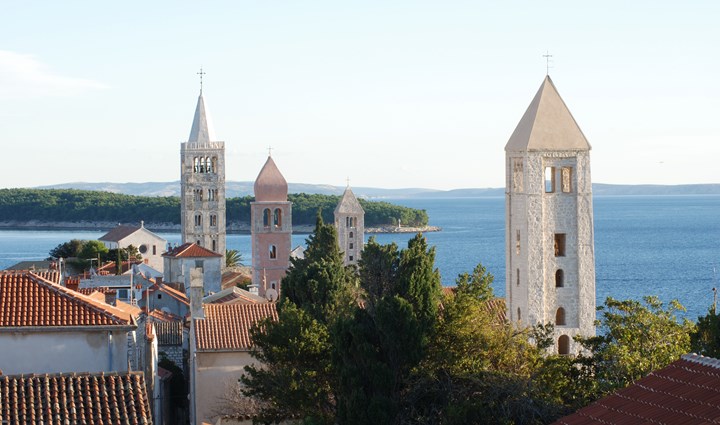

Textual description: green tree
[242,215,358,425]
[225,249,244,267]
[79,240,109,260]
[577,296,695,395]
[47,239,86,259]
[691,306,720,358]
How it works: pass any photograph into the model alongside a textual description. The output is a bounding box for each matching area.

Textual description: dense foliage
[0,189,428,226]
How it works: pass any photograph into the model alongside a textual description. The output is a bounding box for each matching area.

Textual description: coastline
[0,221,441,235]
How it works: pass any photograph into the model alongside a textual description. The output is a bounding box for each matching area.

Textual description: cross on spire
[542,51,553,75]
[268,146,273,157]
[346,177,350,188]
[197,67,206,94]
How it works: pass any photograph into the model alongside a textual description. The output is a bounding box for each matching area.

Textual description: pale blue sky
[2,1,719,190]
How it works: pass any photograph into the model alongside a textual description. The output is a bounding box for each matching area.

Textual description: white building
[504,76,596,355]
[163,242,223,295]
[99,221,167,272]
[334,185,365,266]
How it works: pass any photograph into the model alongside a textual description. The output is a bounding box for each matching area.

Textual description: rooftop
[163,242,222,258]
[194,303,278,351]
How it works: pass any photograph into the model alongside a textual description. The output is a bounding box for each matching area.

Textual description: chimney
[189,267,204,319]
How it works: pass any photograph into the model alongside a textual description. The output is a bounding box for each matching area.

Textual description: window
[158,294,162,300]
[516,230,520,255]
[349,255,354,261]
[194,214,202,227]
[195,260,204,269]
[516,268,520,286]
[558,335,570,355]
[555,269,564,287]
[517,307,521,321]
[556,307,566,326]
[554,234,566,257]
[196,240,201,246]
[269,245,277,259]
[545,166,555,193]
[210,214,217,227]
[274,208,282,228]
[152,245,156,255]
[139,244,148,254]
[211,157,218,173]
[349,242,354,250]
[263,208,271,227]
[349,231,354,239]
[212,240,216,252]
[193,157,200,173]
[561,167,572,193]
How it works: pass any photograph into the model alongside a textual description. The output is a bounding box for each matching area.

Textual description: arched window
[556,307,566,326]
[193,157,200,173]
[349,231,354,239]
[516,268,520,286]
[212,240,216,252]
[555,269,564,287]
[195,214,202,227]
[211,157,217,173]
[269,245,277,259]
[263,208,271,227]
[274,208,282,228]
[558,335,570,355]
[517,307,521,321]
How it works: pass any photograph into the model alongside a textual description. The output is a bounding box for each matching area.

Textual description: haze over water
[1,195,718,320]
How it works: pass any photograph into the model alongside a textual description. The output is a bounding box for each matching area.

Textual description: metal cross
[542,51,553,75]
[268,146,273,156]
[197,67,206,93]
[346,177,350,187]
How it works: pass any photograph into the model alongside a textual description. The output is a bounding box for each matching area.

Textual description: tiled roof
[98,225,141,242]
[147,283,190,306]
[553,354,720,425]
[77,287,118,296]
[96,260,142,275]
[0,271,133,327]
[195,303,278,351]
[204,286,267,305]
[0,371,153,425]
[147,308,183,322]
[221,270,252,290]
[155,321,184,346]
[163,242,222,258]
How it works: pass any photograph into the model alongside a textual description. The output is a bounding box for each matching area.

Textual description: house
[189,303,278,425]
[0,371,154,424]
[0,270,137,375]
[553,353,720,424]
[155,320,185,369]
[203,286,267,305]
[139,282,190,319]
[163,242,223,295]
[99,221,167,272]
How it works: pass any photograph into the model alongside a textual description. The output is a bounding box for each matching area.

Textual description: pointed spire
[188,94,217,144]
[335,185,364,215]
[505,76,590,152]
[254,156,288,202]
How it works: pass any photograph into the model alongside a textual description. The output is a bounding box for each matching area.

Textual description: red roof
[163,242,222,258]
[553,354,720,425]
[147,308,183,322]
[0,371,152,424]
[147,283,190,306]
[0,271,133,327]
[195,303,278,351]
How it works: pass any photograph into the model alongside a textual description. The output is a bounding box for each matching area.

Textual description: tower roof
[188,94,217,143]
[254,156,288,202]
[334,186,364,215]
[505,76,590,152]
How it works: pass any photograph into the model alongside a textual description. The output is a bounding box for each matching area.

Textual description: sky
[2,1,719,190]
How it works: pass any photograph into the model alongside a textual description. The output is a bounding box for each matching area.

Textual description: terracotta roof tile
[155,321,184,346]
[553,354,720,425]
[77,287,118,296]
[147,308,183,322]
[0,271,133,327]
[194,303,278,351]
[204,286,267,305]
[0,371,153,424]
[147,283,189,306]
[163,242,222,258]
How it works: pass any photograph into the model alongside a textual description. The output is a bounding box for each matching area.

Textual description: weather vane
[542,51,553,75]
[197,67,206,93]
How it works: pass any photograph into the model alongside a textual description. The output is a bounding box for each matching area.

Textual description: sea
[1,195,719,321]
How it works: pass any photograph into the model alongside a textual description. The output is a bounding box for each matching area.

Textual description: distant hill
[33,181,720,198]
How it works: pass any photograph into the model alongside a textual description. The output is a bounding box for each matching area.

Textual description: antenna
[542,50,553,75]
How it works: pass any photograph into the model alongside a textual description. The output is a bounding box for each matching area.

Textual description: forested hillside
[0,189,428,227]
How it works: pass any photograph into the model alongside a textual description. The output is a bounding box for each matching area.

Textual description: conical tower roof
[505,76,590,152]
[334,186,364,215]
[188,94,217,143]
[254,156,288,202]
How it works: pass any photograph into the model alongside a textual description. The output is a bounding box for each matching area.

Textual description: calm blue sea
[1,196,718,320]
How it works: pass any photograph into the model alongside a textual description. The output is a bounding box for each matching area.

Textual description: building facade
[334,185,365,266]
[180,92,226,261]
[504,76,596,355]
[251,155,292,299]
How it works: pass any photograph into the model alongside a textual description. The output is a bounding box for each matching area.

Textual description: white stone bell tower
[180,88,226,263]
[505,76,596,355]
[334,184,365,266]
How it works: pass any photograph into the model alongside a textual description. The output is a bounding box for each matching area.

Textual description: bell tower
[180,89,226,263]
[334,184,364,266]
[251,154,292,298]
[505,76,596,355]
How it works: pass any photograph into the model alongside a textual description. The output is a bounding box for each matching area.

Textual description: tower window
[561,167,573,193]
[212,239,216,252]
[274,208,282,228]
[558,335,570,355]
[349,231,354,239]
[269,245,277,259]
[517,308,521,321]
[516,268,520,286]
[555,269,564,287]
[349,242,354,250]
[555,307,566,326]
[210,214,217,227]
[554,234,566,257]
[194,214,202,227]
[349,255,354,261]
[513,158,523,192]
[516,230,520,255]
[545,167,555,193]
[263,208,271,228]
[193,157,200,173]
